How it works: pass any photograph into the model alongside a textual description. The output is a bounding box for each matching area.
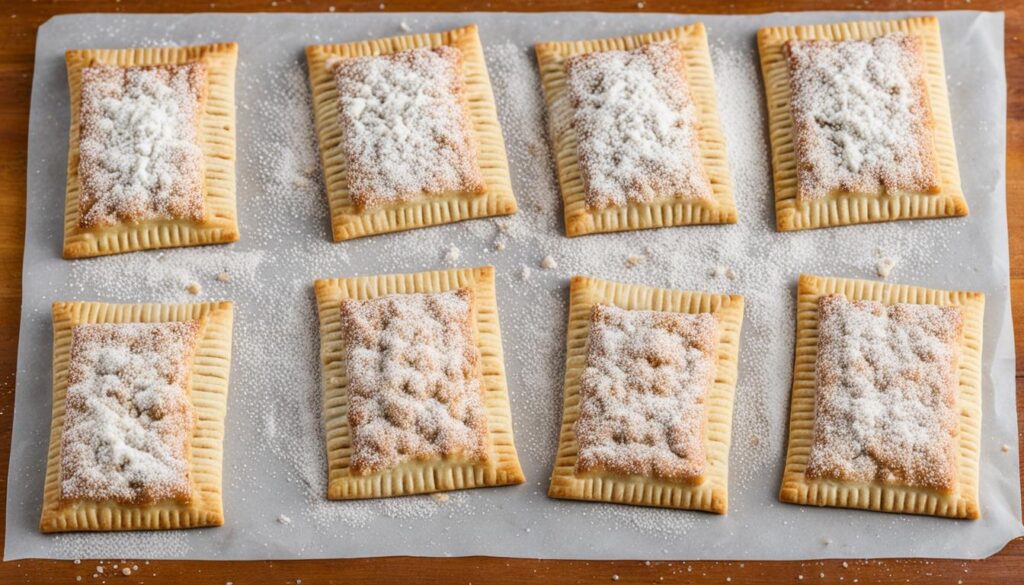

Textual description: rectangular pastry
[314,265,525,499]
[780,274,984,518]
[536,25,735,236]
[548,275,744,513]
[63,43,239,258]
[306,25,517,241]
[40,300,234,532]
[757,17,966,231]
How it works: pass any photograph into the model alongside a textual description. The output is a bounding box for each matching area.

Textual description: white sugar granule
[277,514,292,525]
[78,63,206,228]
[540,255,557,269]
[786,34,939,199]
[563,42,712,208]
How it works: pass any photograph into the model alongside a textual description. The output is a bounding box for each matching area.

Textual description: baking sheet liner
[6,10,1020,560]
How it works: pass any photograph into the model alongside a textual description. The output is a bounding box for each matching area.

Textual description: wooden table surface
[0,0,1020,583]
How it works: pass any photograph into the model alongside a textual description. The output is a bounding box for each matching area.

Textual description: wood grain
[0,1,1020,583]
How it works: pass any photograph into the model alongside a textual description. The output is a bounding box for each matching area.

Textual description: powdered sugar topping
[565,41,712,208]
[575,304,719,481]
[807,294,963,491]
[78,63,206,228]
[332,46,485,207]
[785,33,939,200]
[339,289,488,474]
[60,321,200,503]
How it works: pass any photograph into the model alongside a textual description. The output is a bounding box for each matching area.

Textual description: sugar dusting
[807,295,962,491]
[78,63,206,228]
[42,24,970,558]
[786,34,940,200]
[575,305,717,481]
[61,322,199,503]
[563,42,712,207]
[332,46,485,207]
[340,289,488,474]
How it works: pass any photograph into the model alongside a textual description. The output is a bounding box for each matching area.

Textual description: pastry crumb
[185,282,201,295]
[540,255,557,269]
[443,244,461,263]
[725,267,738,280]
[710,265,731,279]
[1002,444,1011,453]
[521,266,532,281]
[399,20,411,32]
[96,566,104,574]
[625,254,646,268]
[876,256,897,278]
[495,241,506,251]
[215,271,232,283]
[431,492,450,503]
[277,514,292,524]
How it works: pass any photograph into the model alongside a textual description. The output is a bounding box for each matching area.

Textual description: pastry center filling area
[331,46,485,208]
[807,294,962,491]
[575,304,718,482]
[565,41,712,209]
[78,63,207,228]
[59,321,199,504]
[785,33,939,200]
[339,289,489,475]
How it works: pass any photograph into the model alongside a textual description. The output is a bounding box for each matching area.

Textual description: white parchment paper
[6,11,1021,560]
